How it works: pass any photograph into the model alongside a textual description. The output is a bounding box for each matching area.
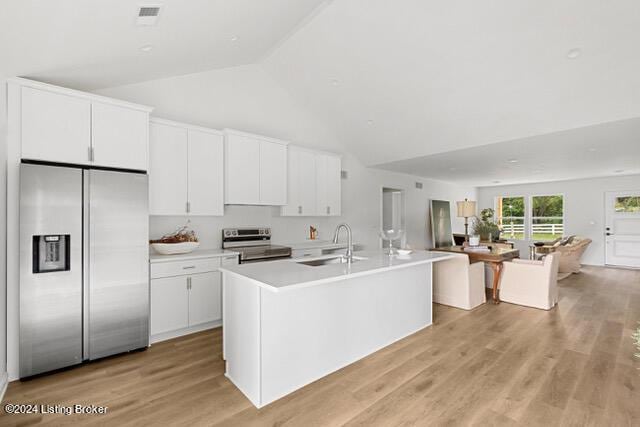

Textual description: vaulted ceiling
[263,0,640,170]
[0,0,326,89]
[2,0,639,184]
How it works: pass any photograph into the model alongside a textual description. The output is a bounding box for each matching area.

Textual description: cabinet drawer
[151,257,221,279]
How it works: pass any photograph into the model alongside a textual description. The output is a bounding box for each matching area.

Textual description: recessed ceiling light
[614,169,624,173]
[230,35,239,42]
[140,45,153,52]
[507,159,518,163]
[566,48,581,59]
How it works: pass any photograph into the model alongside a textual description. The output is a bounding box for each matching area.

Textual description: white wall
[0,81,8,395]
[97,64,476,250]
[477,174,640,266]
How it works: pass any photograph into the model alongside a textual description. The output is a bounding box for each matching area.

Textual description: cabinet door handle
[298,205,302,214]
[186,277,190,290]
[326,206,330,215]
[183,265,196,270]
[88,146,94,162]
[186,201,191,213]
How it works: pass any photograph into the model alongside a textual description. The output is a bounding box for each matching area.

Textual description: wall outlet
[415,182,423,189]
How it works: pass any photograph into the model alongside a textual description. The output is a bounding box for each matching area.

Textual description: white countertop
[219,250,454,292]
[149,248,239,263]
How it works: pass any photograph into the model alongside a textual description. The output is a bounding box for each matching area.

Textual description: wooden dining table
[429,246,520,303]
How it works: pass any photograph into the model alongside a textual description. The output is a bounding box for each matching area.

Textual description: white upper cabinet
[281,147,316,216]
[21,86,91,165]
[282,146,341,217]
[149,121,189,215]
[91,102,148,171]
[188,129,224,216]
[224,131,260,204]
[315,154,328,216]
[224,129,288,206]
[14,78,152,170]
[259,140,288,205]
[325,154,342,216]
[149,119,224,216]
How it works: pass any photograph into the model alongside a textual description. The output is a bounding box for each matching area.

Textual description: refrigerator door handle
[82,170,90,360]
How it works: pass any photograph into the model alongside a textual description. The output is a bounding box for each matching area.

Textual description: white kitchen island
[219,250,453,408]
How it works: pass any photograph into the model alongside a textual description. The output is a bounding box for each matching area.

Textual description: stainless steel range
[222,227,291,263]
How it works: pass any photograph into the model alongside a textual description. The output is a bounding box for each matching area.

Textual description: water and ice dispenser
[32,234,70,273]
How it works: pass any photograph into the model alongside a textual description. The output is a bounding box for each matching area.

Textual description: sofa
[553,236,592,279]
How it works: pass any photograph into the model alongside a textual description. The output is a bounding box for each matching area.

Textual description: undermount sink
[296,255,367,267]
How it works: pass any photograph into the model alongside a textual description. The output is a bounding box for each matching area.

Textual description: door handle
[606,233,613,236]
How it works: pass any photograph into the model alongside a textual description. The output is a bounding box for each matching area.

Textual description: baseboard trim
[0,371,8,403]
[150,320,222,344]
[603,264,640,271]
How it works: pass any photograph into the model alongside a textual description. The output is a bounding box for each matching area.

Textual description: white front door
[605,191,640,268]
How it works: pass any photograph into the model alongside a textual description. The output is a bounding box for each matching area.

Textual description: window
[615,196,640,213]
[496,196,525,240]
[531,195,564,241]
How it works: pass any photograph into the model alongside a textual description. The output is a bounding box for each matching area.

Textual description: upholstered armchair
[498,253,559,310]
[433,253,486,310]
[554,237,592,276]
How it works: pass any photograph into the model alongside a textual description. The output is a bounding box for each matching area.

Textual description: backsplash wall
[150,205,332,249]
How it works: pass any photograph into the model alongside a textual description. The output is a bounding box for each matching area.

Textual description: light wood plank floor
[1,266,639,426]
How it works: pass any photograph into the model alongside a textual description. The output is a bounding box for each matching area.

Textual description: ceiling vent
[136,5,162,26]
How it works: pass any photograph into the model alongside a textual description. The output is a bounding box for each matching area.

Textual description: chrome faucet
[332,223,353,263]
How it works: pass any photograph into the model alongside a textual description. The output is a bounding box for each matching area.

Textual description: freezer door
[87,169,149,359]
[19,164,83,377]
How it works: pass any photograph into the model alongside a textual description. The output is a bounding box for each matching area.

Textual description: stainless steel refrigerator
[19,163,149,378]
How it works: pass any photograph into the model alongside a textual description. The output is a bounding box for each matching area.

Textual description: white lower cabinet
[150,254,236,343]
[188,272,222,326]
[150,276,190,335]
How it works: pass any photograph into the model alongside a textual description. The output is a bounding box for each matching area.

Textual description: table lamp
[456,198,477,244]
